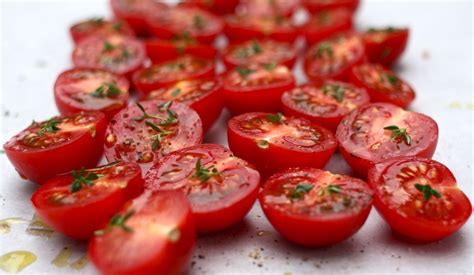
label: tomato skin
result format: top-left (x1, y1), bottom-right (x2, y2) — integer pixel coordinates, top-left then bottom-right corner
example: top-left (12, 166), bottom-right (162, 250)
top-left (362, 28), bottom-right (409, 67)
top-left (70, 18), bottom-right (135, 44)
top-left (3, 112), bottom-right (107, 184)
top-left (183, 0), bottom-right (239, 14)
top-left (367, 157), bottom-right (472, 243)
top-left (302, 8), bottom-right (353, 46)
top-left (144, 39), bottom-right (217, 64)
top-left (303, 0), bottom-right (360, 14)
top-left (89, 191), bottom-right (195, 275)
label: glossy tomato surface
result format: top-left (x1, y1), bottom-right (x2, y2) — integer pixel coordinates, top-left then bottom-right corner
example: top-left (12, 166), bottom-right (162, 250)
top-left (362, 27), bottom-right (409, 66)
top-left (31, 161), bottom-right (143, 240)
top-left (104, 100), bottom-right (203, 173)
top-left (368, 157), bottom-right (472, 243)
top-left (260, 167), bottom-right (373, 247)
top-left (303, 0), bottom-right (360, 13)
top-left (184, 0), bottom-right (239, 14)
top-left (54, 68), bottom-right (130, 120)
top-left (3, 112), bottom-right (107, 184)
top-left (236, 0), bottom-right (300, 17)
top-left (145, 38), bottom-right (217, 64)
top-left (145, 144), bottom-right (260, 233)
top-left (89, 191), bottom-right (195, 275)
top-left (70, 17), bottom-right (134, 44)
top-left (336, 103), bottom-right (438, 177)
top-left (222, 63), bottom-right (295, 115)
top-left (302, 8), bottom-right (353, 45)
top-left (281, 81), bottom-right (370, 131)
top-left (228, 112), bottom-right (338, 178)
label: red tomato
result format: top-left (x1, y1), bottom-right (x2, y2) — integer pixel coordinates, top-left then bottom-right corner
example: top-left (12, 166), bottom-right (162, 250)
top-left (222, 39), bottom-right (297, 69)
top-left (349, 63), bottom-right (415, 108)
top-left (69, 17), bottom-right (135, 44)
top-left (89, 191), bottom-right (195, 275)
top-left (336, 103), bottom-right (438, 177)
top-left (132, 55), bottom-right (215, 94)
top-left (368, 157), bottom-right (472, 243)
top-left (281, 81), bottom-right (370, 131)
top-left (54, 68), bottom-right (130, 120)
top-left (224, 15), bottom-right (299, 43)
top-left (303, 0), bottom-right (360, 14)
top-left (302, 9), bottom-right (353, 45)
top-left (228, 112), bottom-right (338, 178)
top-left (222, 63), bottom-right (295, 115)
top-left (72, 35), bottom-right (146, 79)
top-left (31, 162), bottom-right (143, 240)
top-left (104, 100), bottom-right (203, 173)
top-left (260, 167), bottom-right (373, 247)
top-left (144, 38), bottom-right (217, 64)
top-left (182, 0), bottom-right (239, 14)
top-left (142, 78), bottom-right (224, 132)
top-left (236, 0), bottom-right (300, 17)
top-left (362, 27), bottom-right (409, 66)
top-left (144, 144), bottom-right (260, 233)
top-left (147, 7), bottom-right (223, 44)
top-left (3, 112), bottom-right (107, 184)
top-left (304, 32), bottom-right (365, 84)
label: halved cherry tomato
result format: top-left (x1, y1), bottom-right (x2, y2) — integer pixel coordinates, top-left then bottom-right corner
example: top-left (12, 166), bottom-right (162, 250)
top-left (222, 39), bottom-right (297, 69)
top-left (183, 0), bottom-right (239, 14)
top-left (260, 167), bottom-right (373, 247)
top-left (147, 7), bottom-right (223, 44)
top-left (142, 78), bottom-right (224, 132)
top-left (144, 144), bottom-right (260, 233)
top-left (145, 37), bottom-right (217, 64)
top-left (31, 161), bottom-right (143, 240)
top-left (236, 0), bottom-right (300, 17)
top-left (132, 55), bottom-right (215, 94)
top-left (302, 0), bottom-right (360, 14)
top-left (362, 27), bottom-right (409, 66)
top-left (104, 100), bottom-right (203, 173)
top-left (281, 81), bottom-right (370, 131)
top-left (70, 17), bottom-right (134, 44)
top-left (72, 35), bottom-right (146, 79)
top-left (336, 103), bottom-right (438, 177)
top-left (222, 63), bottom-right (295, 115)
top-left (89, 191), bottom-right (195, 275)
top-left (54, 68), bottom-right (130, 120)
top-left (224, 15), bottom-right (299, 43)
top-left (349, 63), bottom-right (415, 108)
top-left (228, 112), bottom-right (338, 178)
top-left (302, 8), bottom-right (353, 46)
top-left (304, 32), bottom-right (365, 84)
top-left (368, 157), bottom-right (472, 243)
top-left (3, 112), bottom-right (107, 184)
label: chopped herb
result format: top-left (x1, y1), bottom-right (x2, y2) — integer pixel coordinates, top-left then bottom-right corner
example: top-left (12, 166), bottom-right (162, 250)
top-left (122, 48), bottom-right (130, 59)
top-left (158, 101), bottom-right (172, 110)
top-left (189, 158), bottom-right (220, 182)
top-left (368, 26), bottom-right (398, 33)
top-left (145, 121), bottom-right (173, 150)
top-left (90, 17), bottom-right (104, 25)
top-left (193, 15), bottom-right (206, 30)
top-left (383, 73), bottom-right (399, 85)
top-left (111, 22), bottom-right (122, 31)
top-left (91, 83), bottom-right (122, 98)
top-left (275, 15), bottom-right (284, 25)
top-left (102, 41), bottom-right (115, 53)
top-left (95, 210), bottom-right (135, 235)
top-left (37, 117), bottom-right (62, 136)
top-left (317, 11), bottom-right (329, 24)
top-left (414, 183), bottom-right (441, 201)
top-left (157, 101), bottom-right (178, 126)
top-left (70, 167), bottom-right (102, 193)
top-left (262, 62), bottom-right (276, 71)
top-left (384, 125), bottom-right (411, 145)
top-left (251, 41), bottom-right (262, 54)
top-left (322, 84), bottom-right (345, 102)
top-left (235, 66), bottom-right (256, 78)
top-left (266, 112), bottom-right (283, 124)
top-left (131, 102), bottom-right (164, 121)
top-left (316, 42), bottom-right (334, 59)
top-left (289, 183), bottom-right (314, 199)
top-left (318, 185), bottom-right (341, 196)
top-left (171, 88), bottom-right (181, 97)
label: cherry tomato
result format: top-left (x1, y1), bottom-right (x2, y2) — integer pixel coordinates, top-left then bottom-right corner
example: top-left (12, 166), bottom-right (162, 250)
top-left (349, 63), bottom-right (415, 108)
top-left (222, 63), bottom-right (295, 115)
top-left (302, 0), bottom-right (360, 14)
top-left (302, 9), bottom-right (353, 46)
top-left (281, 81), bottom-right (370, 131)
top-left (142, 78), bottom-right (224, 132)
top-left (222, 39), bottom-right (297, 69)
top-left (104, 100), bottom-right (203, 173)
top-left (260, 167), bottom-right (373, 246)
top-left (72, 35), bottom-right (146, 79)
top-left (336, 103), bottom-right (439, 177)
top-left (31, 161), bottom-right (143, 240)
top-left (3, 112), bottom-right (107, 184)
top-left (182, 0), bottom-right (239, 14)
top-left (236, 0), bottom-right (300, 17)
top-left (132, 55), bottom-right (215, 95)
top-left (368, 157), bottom-right (472, 243)
top-left (89, 191), bottom-right (195, 275)
top-left (362, 27), bottom-right (409, 66)
top-left (304, 32), bottom-right (365, 84)
top-left (70, 17), bottom-right (134, 44)
top-left (228, 112), bottom-right (338, 178)
top-left (54, 68), bottom-right (130, 120)
top-left (145, 38), bottom-right (217, 64)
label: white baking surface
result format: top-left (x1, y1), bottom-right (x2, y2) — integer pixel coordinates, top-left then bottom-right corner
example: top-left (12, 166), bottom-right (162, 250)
top-left (1, 0), bottom-right (473, 274)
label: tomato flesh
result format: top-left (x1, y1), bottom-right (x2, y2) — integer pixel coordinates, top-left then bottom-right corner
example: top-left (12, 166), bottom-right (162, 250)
top-left (236, 0), bottom-right (300, 17)
top-left (362, 27), bottom-right (409, 66)
top-left (303, 8), bottom-right (353, 45)
top-left (70, 18), bottom-right (135, 44)
top-left (144, 38), bottom-right (217, 64)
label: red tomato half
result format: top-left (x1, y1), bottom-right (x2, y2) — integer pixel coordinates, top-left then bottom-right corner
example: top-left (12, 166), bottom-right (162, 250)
top-left (89, 191), bottom-right (195, 275)
top-left (236, 0), bottom-right (300, 17)
top-left (303, 0), bottom-right (360, 14)
top-left (104, 100), bottom-right (203, 173)
top-left (281, 81), bottom-right (370, 131)
top-left (368, 157), bottom-right (472, 243)
top-left (304, 32), bottom-right (365, 84)
top-left (132, 55), bottom-right (215, 94)
top-left (222, 63), bottom-right (295, 115)
top-left (349, 63), bottom-right (415, 108)
top-left (143, 78), bottom-right (224, 132)
top-left (54, 68), bottom-right (130, 120)
top-left (222, 39), bottom-right (297, 69)
top-left (336, 103), bottom-right (438, 177)
top-left (70, 17), bottom-right (134, 44)
top-left (3, 112), bottom-right (107, 184)
top-left (260, 167), bottom-right (373, 247)
top-left (31, 162), bottom-right (143, 240)
top-left (362, 27), bottom-right (409, 66)
top-left (302, 9), bottom-right (353, 45)
top-left (72, 35), bottom-right (146, 79)
top-left (184, 0), bottom-right (239, 14)
top-left (145, 38), bottom-right (217, 64)
top-left (228, 112), bottom-right (338, 178)
top-left (145, 144), bottom-right (260, 233)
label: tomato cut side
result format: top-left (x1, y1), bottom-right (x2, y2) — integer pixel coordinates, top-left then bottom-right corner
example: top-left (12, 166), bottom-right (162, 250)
top-left (144, 38), bottom-right (217, 64)
top-left (302, 8), bottom-right (353, 45)
top-left (362, 27), bottom-right (409, 66)
top-left (303, 0), bottom-right (360, 14)
top-left (236, 0), bottom-right (300, 17)
top-left (70, 17), bottom-right (135, 44)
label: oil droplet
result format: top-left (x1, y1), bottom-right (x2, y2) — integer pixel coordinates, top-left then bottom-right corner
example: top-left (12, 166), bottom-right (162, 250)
top-left (0, 217), bottom-right (29, 234)
top-left (256, 230), bottom-right (272, 237)
top-left (70, 255), bottom-right (88, 270)
top-left (26, 214), bottom-right (54, 238)
top-left (51, 247), bottom-right (72, 268)
top-left (168, 228), bottom-right (181, 243)
top-left (256, 140), bottom-right (269, 149)
top-left (0, 251), bottom-right (37, 273)
top-left (105, 133), bottom-right (117, 147)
